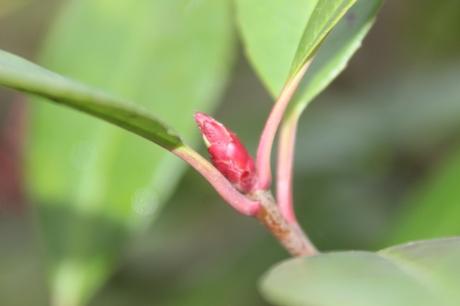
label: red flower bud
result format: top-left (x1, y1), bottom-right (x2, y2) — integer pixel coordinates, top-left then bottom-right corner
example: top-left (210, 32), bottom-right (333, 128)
top-left (194, 112), bottom-right (257, 194)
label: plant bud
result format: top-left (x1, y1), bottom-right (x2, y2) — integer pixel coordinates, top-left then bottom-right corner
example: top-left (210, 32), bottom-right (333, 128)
top-left (194, 112), bottom-right (257, 193)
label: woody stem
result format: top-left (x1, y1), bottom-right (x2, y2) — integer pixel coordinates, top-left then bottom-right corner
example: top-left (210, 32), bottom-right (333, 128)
top-left (251, 190), bottom-right (318, 257)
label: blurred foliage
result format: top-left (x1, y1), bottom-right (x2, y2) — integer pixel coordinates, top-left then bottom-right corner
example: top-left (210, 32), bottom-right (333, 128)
top-left (387, 144), bottom-right (460, 244)
top-left (0, 215), bottom-right (48, 306)
top-left (19, 0), bottom-right (235, 305)
top-left (403, 1), bottom-right (460, 61)
top-left (0, 0), bottom-right (460, 305)
top-left (0, 0), bottom-right (29, 19)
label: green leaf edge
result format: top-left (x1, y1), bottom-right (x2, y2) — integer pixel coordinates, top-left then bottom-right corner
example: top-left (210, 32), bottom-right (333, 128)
top-left (290, 0), bottom-right (383, 117)
top-left (289, 0), bottom-right (358, 78)
top-left (260, 237), bottom-right (460, 306)
top-left (0, 49), bottom-right (183, 150)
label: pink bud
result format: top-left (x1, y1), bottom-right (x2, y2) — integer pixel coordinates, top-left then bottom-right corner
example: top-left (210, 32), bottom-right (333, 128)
top-left (194, 112), bottom-right (257, 194)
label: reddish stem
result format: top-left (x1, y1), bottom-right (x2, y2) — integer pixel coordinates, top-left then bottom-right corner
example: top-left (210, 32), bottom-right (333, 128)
top-left (174, 146), bottom-right (318, 256)
top-left (276, 115), bottom-right (298, 223)
top-left (174, 146), bottom-right (260, 216)
top-left (256, 62), bottom-right (310, 190)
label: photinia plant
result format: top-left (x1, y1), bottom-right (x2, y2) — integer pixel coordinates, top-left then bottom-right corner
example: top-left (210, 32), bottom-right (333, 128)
top-left (1, 1), bottom-right (459, 306)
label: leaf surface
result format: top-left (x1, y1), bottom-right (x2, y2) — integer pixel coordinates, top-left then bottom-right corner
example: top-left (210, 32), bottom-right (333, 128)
top-left (236, 0), bottom-right (359, 99)
top-left (261, 238), bottom-right (460, 306)
top-left (235, 0), bottom-right (317, 96)
top-left (291, 0), bottom-right (382, 116)
top-left (0, 49), bottom-right (182, 149)
top-left (289, 0), bottom-right (356, 76)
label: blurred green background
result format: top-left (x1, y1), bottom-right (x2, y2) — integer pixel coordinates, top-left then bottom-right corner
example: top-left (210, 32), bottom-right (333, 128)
top-left (1, 0), bottom-right (460, 305)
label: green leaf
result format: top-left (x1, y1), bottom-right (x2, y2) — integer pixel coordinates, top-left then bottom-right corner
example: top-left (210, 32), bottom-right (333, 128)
top-left (235, 0), bottom-right (317, 96)
top-left (0, 49), bottom-right (182, 149)
top-left (23, 0), bottom-right (235, 305)
top-left (261, 238), bottom-right (460, 306)
top-left (236, 0), bottom-right (357, 97)
top-left (290, 0), bottom-right (382, 116)
top-left (290, 0), bottom-right (357, 76)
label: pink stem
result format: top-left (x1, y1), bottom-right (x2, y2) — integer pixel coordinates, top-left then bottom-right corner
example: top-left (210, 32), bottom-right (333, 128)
top-left (173, 146), bottom-right (260, 216)
top-left (277, 115), bottom-right (298, 223)
top-left (175, 146), bottom-right (317, 256)
top-left (256, 62), bottom-right (310, 190)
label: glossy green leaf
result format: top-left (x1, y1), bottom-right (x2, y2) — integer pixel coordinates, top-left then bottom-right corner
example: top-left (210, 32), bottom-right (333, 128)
top-left (290, 0), bottom-right (382, 116)
top-left (236, 0), bottom-right (356, 97)
top-left (261, 238), bottom-right (460, 306)
top-left (290, 0), bottom-right (356, 76)
top-left (0, 49), bottom-right (182, 149)
top-left (25, 0), bottom-right (235, 305)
